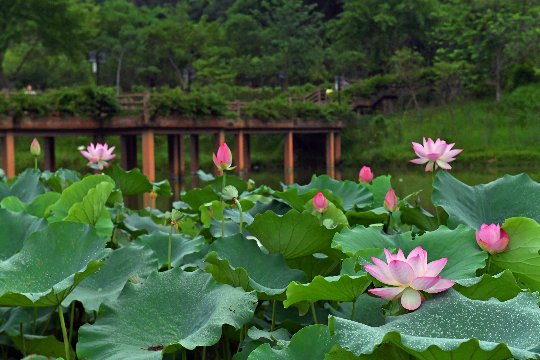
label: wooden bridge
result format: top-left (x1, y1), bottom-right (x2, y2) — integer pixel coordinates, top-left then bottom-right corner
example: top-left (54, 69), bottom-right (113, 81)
top-left (0, 93), bottom-right (344, 207)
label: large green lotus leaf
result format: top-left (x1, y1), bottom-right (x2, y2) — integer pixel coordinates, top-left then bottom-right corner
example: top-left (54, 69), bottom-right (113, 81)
top-left (327, 293), bottom-right (387, 327)
top-left (65, 182), bottom-right (114, 226)
top-left (223, 207), bottom-right (255, 226)
top-left (134, 231), bottom-right (204, 269)
top-left (286, 254), bottom-right (339, 282)
top-left (205, 234), bottom-right (306, 299)
top-left (0, 222), bottom-right (110, 307)
top-left (77, 269), bottom-right (258, 359)
top-left (10, 334), bottom-right (74, 359)
top-left (45, 175), bottom-right (115, 223)
top-left (284, 274), bottom-right (371, 307)
top-left (207, 174), bottom-right (248, 194)
top-left (287, 174), bottom-right (373, 211)
top-left (103, 165), bottom-right (170, 197)
top-left (454, 270), bottom-right (523, 301)
top-left (399, 205), bottom-right (438, 232)
top-left (263, 300), bottom-right (330, 328)
top-left (150, 179), bottom-right (172, 197)
top-left (0, 209), bottom-right (48, 260)
top-left (325, 343), bottom-right (415, 359)
top-left (304, 199), bottom-right (349, 231)
top-left (0, 169), bottom-right (45, 203)
top-left (432, 171), bottom-right (540, 229)
top-left (359, 175), bottom-right (392, 210)
top-left (210, 217), bottom-right (251, 238)
top-left (121, 212), bottom-right (168, 237)
top-left (22, 355), bottom-right (58, 360)
top-left (248, 199), bottom-right (291, 216)
top-left (42, 168), bottom-right (80, 193)
top-left (248, 325), bottom-right (336, 360)
top-left (62, 244), bottom-right (159, 311)
top-left (346, 208), bottom-right (388, 228)
top-left (332, 226), bottom-right (486, 280)
top-left (199, 200), bottom-right (224, 228)
top-left (247, 210), bottom-right (338, 259)
top-left (275, 188), bottom-right (346, 213)
top-left (1, 192), bottom-right (62, 218)
top-left (330, 289), bottom-right (540, 360)
top-left (493, 217), bottom-right (540, 292)
top-left (182, 186), bottom-right (220, 212)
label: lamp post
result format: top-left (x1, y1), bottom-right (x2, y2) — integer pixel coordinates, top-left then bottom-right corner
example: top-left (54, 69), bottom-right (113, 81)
top-left (334, 75), bottom-right (342, 106)
top-left (183, 68), bottom-right (196, 92)
top-left (89, 51), bottom-right (106, 86)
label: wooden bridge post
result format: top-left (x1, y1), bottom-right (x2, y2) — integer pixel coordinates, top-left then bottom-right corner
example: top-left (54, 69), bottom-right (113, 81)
top-left (168, 134), bottom-right (184, 201)
top-left (213, 130), bottom-right (225, 176)
top-left (43, 137), bottom-right (56, 172)
top-left (284, 131), bottom-right (294, 185)
top-left (234, 130), bottom-right (245, 175)
top-left (326, 131), bottom-right (335, 179)
top-left (190, 134), bottom-right (199, 188)
top-left (93, 133), bottom-right (105, 145)
top-left (243, 133), bottom-right (250, 178)
top-left (142, 130), bottom-right (155, 208)
top-left (335, 131), bottom-right (342, 180)
top-left (1, 132), bottom-right (15, 178)
top-left (120, 135), bottom-right (137, 170)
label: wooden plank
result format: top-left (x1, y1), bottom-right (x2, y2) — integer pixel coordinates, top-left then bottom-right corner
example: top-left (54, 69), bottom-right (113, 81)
top-left (142, 130), bottom-right (155, 208)
top-left (284, 131), bottom-right (294, 185)
top-left (326, 132), bottom-right (335, 179)
top-left (43, 137), bottom-right (55, 172)
top-left (1, 132), bottom-right (15, 178)
top-left (243, 133), bottom-right (251, 178)
top-left (120, 135), bottom-right (137, 170)
top-left (234, 130), bottom-right (245, 175)
top-left (168, 134), bottom-right (180, 181)
top-left (213, 130), bottom-right (225, 176)
top-left (335, 131), bottom-right (342, 165)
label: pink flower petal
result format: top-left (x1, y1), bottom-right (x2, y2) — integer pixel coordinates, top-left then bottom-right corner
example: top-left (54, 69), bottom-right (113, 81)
top-left (364, 264), bottom-right (397, 286)
top-left (436, 160), bottom-right (452, 170)
top-left (424, 258), bottom-right (448, 277)
top-left (407, 255), bottom-right (424, 278)
top-left (411, 276), bottom-right (441, 291)
top-left (424, 278), bottom-right (455, 293)
top-left (384, 248), bottom-right (394, 263)
top-left (425, 161), bottom-right (435, 172)
top-left (396, 249), bottom-right (406, 261)
top-left (401, 288), bottom-right (422, 310)
top-left (410, 158), bottom-right (429, 164)
top-left (388, 260), bottom-right (414, 287)
top-left (368, 287), bottom-right (405, 300)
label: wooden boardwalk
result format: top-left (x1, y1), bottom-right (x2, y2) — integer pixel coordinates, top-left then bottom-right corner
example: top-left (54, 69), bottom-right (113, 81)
top-left (0, 104), bottom-right (345, 206)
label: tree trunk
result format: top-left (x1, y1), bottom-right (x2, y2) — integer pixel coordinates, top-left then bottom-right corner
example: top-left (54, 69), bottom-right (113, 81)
top-left (116, 49), bottom-right (127, 96)
top-left (165, 49), bottom-right (185, 90)
top-left (495, 47), bottom-right (503, 103)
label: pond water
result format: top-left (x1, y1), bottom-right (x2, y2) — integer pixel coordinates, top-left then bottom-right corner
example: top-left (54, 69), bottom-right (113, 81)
top-left (154, 163), bottom-right (540, 214)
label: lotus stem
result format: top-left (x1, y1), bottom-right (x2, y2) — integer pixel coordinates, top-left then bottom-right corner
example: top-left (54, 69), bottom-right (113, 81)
top-left (311, 302), bottom-right (318, 324)
top-left (432, 171), bottom-right (440, 226)
top-left (202, 346), bottom-right (206, 360)
top-left (486, 254), bottom-right (492, 274)
top-left (32, 308), bottom-right (37, 335)
top-left (58, 306), bottom-right (70, 360)
top-left (386, 212), bottom-right (393, 235)
top-left (168, 223), bottom-right (173, 270)
top-left (20, 323), bottom-right (26, 357)
top-left (235, 199), bottom-right (243, 234)
top-left (40, 307), bottom-right (56, 335)
top-left (69, 301), bottom-right (75, 344)
top-left (222, 173), bottom-right (226, 237)
top-left (271, 300), bottom-right (277, 332)
top-left (236, 325), bottom-right (243, 354)
top-left (351, 299), bottom-right (357, 321)
top-left (225, 334), bottom-right (231, 360)
top-left (34, 157), bottom-right (38, 171)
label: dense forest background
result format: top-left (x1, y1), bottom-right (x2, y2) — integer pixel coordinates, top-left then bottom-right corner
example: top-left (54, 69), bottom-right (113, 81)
top-left (2, 0), bottom-right (540, 103)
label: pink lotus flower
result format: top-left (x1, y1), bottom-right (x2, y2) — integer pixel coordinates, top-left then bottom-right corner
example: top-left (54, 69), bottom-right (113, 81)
top-left (410, 137), bottom-right (463, 172)
top-left (383, 188), bottom-right (399, 212)
top-left (365, 247), bottom-right (455, 310)
top-left (476, 223), bottom-right (509, 255)
top-left (80, 143), bottom-right (116, 170)
top-left (213, 143), bottom-right (235, 171)
top-left (30, 138), bottom-right (40, 156)
top-left (313, 192), bottom-right (328, 213)
top-left (359, 166), bottom-right (373, 183)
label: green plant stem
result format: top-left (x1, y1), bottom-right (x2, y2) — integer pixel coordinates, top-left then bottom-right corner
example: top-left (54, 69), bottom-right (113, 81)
top-left (486, 253), bottom-right (492, 274)
top-left (236, 326), bottom-right (244, 354)
top-left (222, 172), bottom-right (226, 237)
top-left (69, 301), bottom-right (75, 344)
top-left (20, 323), bottom-right (26, 357)
top-left (386, 212), bottom-right (393, 235)
top-left (225, 335), bottom-right (231, 360)
top-left (34, 157), bottom-right (38, 171)
top-left (432, 170), bottom-right (440, 226)
top-left (311, 302), bottom-right (318, 324)
top-left (235, 199), bottom-right (243, 234)
top-left (58, 306), bottom-right (70, 360)
top-left (183, 348), bottom-right (187, 360)
top-left (202, 346), bottom-right (206, 360)
top-left (32, 308), bottom-right (37, 335)
top-left (351, 299), bottom-right (357, 320)
top-left (40, 307), bottom-right (56, 335)
top-left (168, 224), bottom-right (173, 270)
top-left (271, 300), bottom-right (277, 332)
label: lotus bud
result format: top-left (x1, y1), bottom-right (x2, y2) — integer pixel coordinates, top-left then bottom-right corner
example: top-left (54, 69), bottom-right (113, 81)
top-left (359, 166), bottom-right (373, 183)
top-left (313, 192), bottom-right (328, 213)
top-left (476, 223), bottom-right (509, 255)
top-left (222, 185), bottom-right (239, 201)
top-left (213, 143), bottom-right (235, 171)
top-left (383, 188), bottom-right (399, 212)
top-left (247, 179), bottom-right (255, 191)
top-left (30, 138), bottom-right (41, 156)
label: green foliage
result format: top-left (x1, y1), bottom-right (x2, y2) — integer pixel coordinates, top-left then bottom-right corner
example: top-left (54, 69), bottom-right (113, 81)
top-left (148, 89), bottom-right (229, 118)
